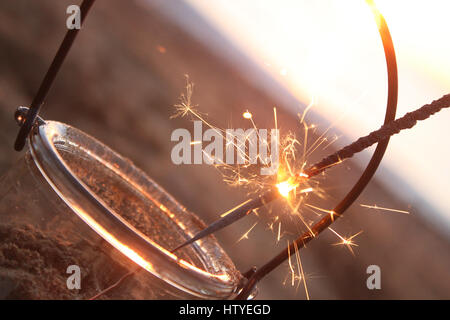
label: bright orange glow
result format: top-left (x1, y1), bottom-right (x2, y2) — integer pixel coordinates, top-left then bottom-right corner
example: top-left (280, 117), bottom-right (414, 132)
top-left (56, 140), bottom-right (233, 289)
top-left (276, 178), bottom-right (298, 198)
top-left (242, 111), bottom-right (252, 119)
top-left (68, 205), bottom-right (230, 288)
top-left (73, 206), bottom-right (156, 273)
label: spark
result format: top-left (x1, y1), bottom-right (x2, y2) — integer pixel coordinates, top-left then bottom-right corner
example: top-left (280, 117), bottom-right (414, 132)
top-left (273, 107), bottom-right (278, 131)
top-left (293, 241), bottom-right (309, 300)
top-left (90, 269), bottom-right (137, 300)
top-left (360, 204), bottom-right (410, 214)
top-left (236, 222), bottom-right (258, 243)
top-left (299, 172), bottom-right (309, 178)
top-left (300, 96), bottom-right (315, 124)
top-left (220, 199), bottom-right (253, 217)
top-left (267, 216), bottom-right (280, 232)
top-left (172, 79), bottom-right (272, 190)
top-left (304, 136), bottom-right (331, 159)
top-left (285, 241), bottom-right (310, 299)
top-left (171, 78), bottom-right (332, 253)
top-left (299, 187), bottom-right (313, 194)
top-left (277, 221), bottom-right (282, 242)
top-left (328, 227), bottom-right (363, 255)
top-left (243, 111), bottom-right (252, 119)
top-left (302, 103), bottom-right (351, 161)
top-left (322, 134), bottom-right (340, 151)
top-left (287, 241), bottom-right (295, 286)
top-left (302, 122), bottom-right (309, 165)
top-left (172, 78), bottom-right (320, 204)
top-left (304, 203), bottom-right (335, 219)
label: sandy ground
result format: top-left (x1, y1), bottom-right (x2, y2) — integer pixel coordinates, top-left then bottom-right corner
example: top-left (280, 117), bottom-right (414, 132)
top-left (0, 0), bottom-right (449, 299)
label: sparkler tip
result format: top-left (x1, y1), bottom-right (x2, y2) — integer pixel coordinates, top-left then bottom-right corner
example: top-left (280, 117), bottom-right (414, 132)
top-left (242, 111), bottom-right (252, 119)
top-left (170, 237), bottom-right (197, 253)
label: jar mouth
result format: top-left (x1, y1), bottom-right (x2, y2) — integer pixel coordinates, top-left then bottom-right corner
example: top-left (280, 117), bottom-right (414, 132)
top-left (28, 120), bottom-right (242, 299)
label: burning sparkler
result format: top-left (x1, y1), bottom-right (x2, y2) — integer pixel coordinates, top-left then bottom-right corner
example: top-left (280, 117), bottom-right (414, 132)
top-left (10, 0), bottom-right (450, 301)
top-left (172, 91), bottom-right (450, 253)
top-left (167, 0), bottom-right (450, 300)
top-left (21, 0), bottom-right (450, 301)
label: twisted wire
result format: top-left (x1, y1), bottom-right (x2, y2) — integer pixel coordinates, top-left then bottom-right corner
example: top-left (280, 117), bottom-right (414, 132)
top-left (307, 94), bottom-right (450, 176)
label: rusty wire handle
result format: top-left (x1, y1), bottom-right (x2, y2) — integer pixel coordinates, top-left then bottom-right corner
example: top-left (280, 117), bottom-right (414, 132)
top-left (236, 5), bottom-right (398, 299)
top-left (14, 0), bottom-right (96, 151)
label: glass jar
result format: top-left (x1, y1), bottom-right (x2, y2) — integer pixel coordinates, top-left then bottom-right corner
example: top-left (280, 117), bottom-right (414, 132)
top-left (0, 120), bottom-right (242, 299)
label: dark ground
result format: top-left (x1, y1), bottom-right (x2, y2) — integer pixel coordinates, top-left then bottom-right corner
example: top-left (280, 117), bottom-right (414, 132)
top-left (0, 0), bottom-right (449, 299)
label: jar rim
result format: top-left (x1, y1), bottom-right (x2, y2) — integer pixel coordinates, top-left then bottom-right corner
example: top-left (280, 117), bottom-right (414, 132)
top-left (28, 120), bottom-right (242, 299)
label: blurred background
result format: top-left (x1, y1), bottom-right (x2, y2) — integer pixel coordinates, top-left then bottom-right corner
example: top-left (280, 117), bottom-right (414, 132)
top-left (0, 0), bottom-right (449, 299)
